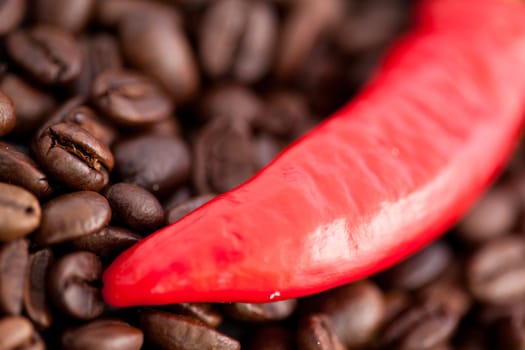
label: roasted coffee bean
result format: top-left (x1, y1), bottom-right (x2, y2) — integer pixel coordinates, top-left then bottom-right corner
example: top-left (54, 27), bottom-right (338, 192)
top-left (0, 74), bottom-right (55, 135)
top-left (166, 194), bottom-right (215, 224)
top-left (0, 142), bottom-right (52, 197)
top-left (224, 299), bottom-right (297, 322)
top-left (0, 0), bottom-right (26, 36)
top-left (0, 91), bottom-right (15, 137)
top-left (255, 91), bottom-right (309, 137)
top-left (0, 183), bottom-right (41, 242)
top-left (34, 0), bottom-right (95, 33)
top-left (34, 122), bottom-right (114, 191)
top-left (70, 226), bottom-right (141, 259)
top-left (419, 281), bottom-right (471, 318)
top-left (113, 134), bottom-right (191, 196)
top-left (35, 191), bottom-right (111, 245)
top-left (48, 251), bottom-right (104, 320)
top-left (140, 309), bottom-right (240, 350)
top-left (379, 242), bottom-right (452, 290)
top-left (379, 300), bottom-right (458, 350)
top-left (61, 318), bottom-right (143, 350)
top-left (458, 188), bottom-right (520, 243)
top-left (200, 84), bottom-right (262, 123)
top-left (92, 69), bottom-right (173, 127)
top-left (169, 303), bottom-right (223, 327)
top-left (296, 314), bottom-right (345, 350)
top-left (24, 249), bottom-right (53, 329)
top-left (383, 291), bottom-right (410, 324)
top-left (6, 26), bottom-right (82, 84)
top-left (249, 326), bottom-right (293, 350)
top-left (105, 183), bottom-right (164, 232)
top-left (467, 235), bottom-right (525, 303)
top-left (0, 239), bottom-right (28, 315)
top-left (0, 316), bottom-right (44, 350)
top-left (194, 117), bottom-right (255, 193)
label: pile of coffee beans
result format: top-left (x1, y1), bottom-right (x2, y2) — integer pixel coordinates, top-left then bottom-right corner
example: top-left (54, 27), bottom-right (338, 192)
top-left (1, 0), bottom-right (524, 349)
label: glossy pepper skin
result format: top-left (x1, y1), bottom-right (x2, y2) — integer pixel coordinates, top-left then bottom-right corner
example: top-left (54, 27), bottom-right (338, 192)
top-left (103, 0), bottom-right (525, 307)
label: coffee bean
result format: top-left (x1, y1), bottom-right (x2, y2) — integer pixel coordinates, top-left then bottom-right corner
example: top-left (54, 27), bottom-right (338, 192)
top-left (61, 318), bottom-right (143, 350)
top-left (35, 191), bottom-right (111, 245)
top-left (169, 303), bottom-right (223, 327)
top-left (92, 69), bottom-right (173, 127)
top-left (6, 25), bottom-right (82, 84)
top-left (255, 91), bottom-right (310, 137)
top-left (194, 116), bottom-right (255, 193)
top-left (253, 133), bottom-right (283, 170)
top-left (224, 299), bottom-right (297, 322)
top-left (70, 226), bottom-right (141, 259)
top-left (200, 84), bottom-right (262, 123)
top-left (166, 194), bottom-right (215, 224)
top-left (0, 183), bottom-right (41, 242)
top-left (113, 134), bottom-right (191, 196)
top-left (24, 249), bottom-right (53, 329)
top-left (0, 142), bottom-right (52, 198)
top-left (0, 74), bottom-right (55, 135)
top-left (0, 0), bottom-right (26, 36)
top-left (0, 91), bottom-right (15, 137)
top-left (140, 309), bottom-right (240, 350)
top-left (383, 291), bottom-right (410, 324)
top-left (33, 122), bottom-right (114, 191)
top-left (467, 235), bottom-right (525, 304)
top-left (105, 183), bottom-right (164, 232)
top-left (48, 251), bottom-right (104, 320)
top-left (419, 281), bottom-right (471, 318)
top-left (249, 326), bottom-right (293, 350)
top-left (302, 281), bottom-right (385, 348)
top-left (0, 316), bottom-right (44, 350)
top-left (296, 314), bottom-right (346, 350)
top-left (0, 239), bottom-right (28, 315)
top-left (34, 0), bottom-right (95, 33)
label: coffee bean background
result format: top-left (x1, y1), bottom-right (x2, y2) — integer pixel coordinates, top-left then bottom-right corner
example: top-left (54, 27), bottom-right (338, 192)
top-left (0, 0), bottom-right (523, 349)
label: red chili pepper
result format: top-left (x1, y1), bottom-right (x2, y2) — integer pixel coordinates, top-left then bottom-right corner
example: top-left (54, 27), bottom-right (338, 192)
top-left (103, 0), bottom-right (525, 307)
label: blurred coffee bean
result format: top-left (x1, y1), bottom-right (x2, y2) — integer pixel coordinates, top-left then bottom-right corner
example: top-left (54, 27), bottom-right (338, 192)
top-left (200, 84), bottom-right (262, 123)
top-left (419, 281), bottom-right (471, 318)
top-left (162, 186), bottom-right (192, 211)
top-left (113, 134), bottom-right (191, 196)
top-left (194, 117), bottom-right (255, 193)
top-left (0, 74), bottom-right (55, 135)
top-left (24, 249), bottom-right (53, 329)
top-left (35, 191), bottom-right (111, 245)
top-left (296, 314), bottom-right (345, 350)
top-left (302, 280), bottom-right (385, 348)
top-left (140, 310), bottom-right (240, 350)
top-left (169, 303), bottom-right (223, 327)
top-left (0, 316), bottom-right (44, 350)
top-left (6, 26), bottom-right (82, 84)
top-left (383, 291), bottom-right (410, 324)
top-left (224, 300), bottom-right (297, 322)
top-left (0, 239), bottom-right (28, 315)
top-left (379, 242), bottom-right (452, 290)
top-left (467, 235), bottom-right (525, 303)
top-left (0, 142), bottom-right (52, 197)
top-left (92, 69), bottom-right (173, 127)
top-left (255, 91), bottom-right (309, 137)
top-left (253, 133), bottom-right (282, 170)
top-left (379, 300), bottom-right (459, 350)
top-left (199, 0), bottom-right (277, 83)
top-left (105, 183), bottom-right (164, 232)
top-left (458, 188), bottom-right (520, 243)
top-left (96, 0), bottom-right (180, 27)
top-left (0, 91), bottom-right (15, 137)
top-left (166, 194), bottom-right (215, 224)
top-left (249, 326), bottom-right (293, 350)
top-left (61, 318), bottom-right (143, 350)
top-left (33, 122), bottom-right (114, 191)
top-left (70, 226), bottom-right (141, 259)
top-left (0, 0), bottom-right (26, 36)
top-left (34, 0), bottom-right (95, 33)
top-left (140, 117), bottom-right (181, 137)
top-left (48, 251), bottom-right (104, 320)
top-left (0, 184), bottom-right (41, 242)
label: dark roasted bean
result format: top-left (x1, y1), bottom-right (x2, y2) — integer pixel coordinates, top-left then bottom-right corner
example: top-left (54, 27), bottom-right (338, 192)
top-left (34, 0), bottom-right (95, 33)
top-left (113, 134), bottom-right (191, 196)
top-left (0, 91), bottom-right (15, 137)
top-left (35, 191), bottom-right (111, 245)
top-left (255, 91), bottom-right (309, 137)
top-left (0, 239), bottom-right (28, 315)
top-left (0, 0), bottom-right (26, 36)
top-left (419, 280), bottom-right (471, 318)
top-left (33, 122), bottom-right (114, 191)
top-left (70, 226), bottom-right (141, 259)
top-left (224, 299), bottom-right (297, 322)
top-left (6, 26), bottom-right (82, 84)
top-left (296, 314), bottom-right (346, 350)
top-left (61, 319), bottom-right (143, 350)
top-left (140, 309), bottom-right (240, 350)
top-left (0, 142), bottom-right (52, 197)
top-left (0, 316), bottom-right (44, 350)
top-left (169, 303), bottom-right (223, 327)
top-left (249, 326), bottom-right (293, 350)
top-left (24, 249), bottom-right (53, 329)
top-left (48, 251), bottom-right (104, 320)
top-left (166, 194), bottom-right (215, 224)
top-left (383, 290), bottom-right (410, 324)
top-left (0, 184), bottom-right (41, 241)
top-left (200, 84), bottom-right (262, 123)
